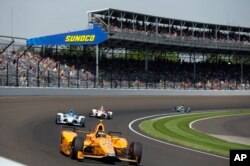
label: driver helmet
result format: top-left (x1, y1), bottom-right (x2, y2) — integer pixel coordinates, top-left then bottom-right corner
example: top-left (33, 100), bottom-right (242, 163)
top-left (100, 105), bottom-right (104, 111)
top-left (69, 109), bottom-right (74, 115)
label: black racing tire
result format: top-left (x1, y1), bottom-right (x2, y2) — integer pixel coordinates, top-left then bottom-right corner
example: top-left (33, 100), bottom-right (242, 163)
top-left (55, 115), bottom-right (60, 124)
top-left (71, 136), bottom-right (84, 160)
top-left (89, 111), bottom-right (93, 117)
top-left (80, 118), bottom-right (85, 127)
top-left (102, 114), bottom-right (106, 119)
top-left (129, 142), bottom-right (142, 165)
top-left (107, 113), bottom-right (112, 120)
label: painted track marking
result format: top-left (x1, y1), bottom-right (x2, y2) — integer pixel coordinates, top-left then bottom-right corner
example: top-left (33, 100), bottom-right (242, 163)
top-left (0, 156), bottom-right (26, 166)
top-left (128, 112), bottom-right (229, 160)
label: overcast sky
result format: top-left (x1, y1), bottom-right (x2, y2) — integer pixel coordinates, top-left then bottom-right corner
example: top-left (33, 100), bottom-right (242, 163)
top-left (0, 0), bottom-right (249, 39)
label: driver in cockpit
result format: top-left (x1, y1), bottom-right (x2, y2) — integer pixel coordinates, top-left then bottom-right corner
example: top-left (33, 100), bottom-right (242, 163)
top-left (96, 131), bottom-right (106, 138)
top-left (69, 109), bottom-right (74, 115)
top-left (99, 105), bottom-right (105, 112)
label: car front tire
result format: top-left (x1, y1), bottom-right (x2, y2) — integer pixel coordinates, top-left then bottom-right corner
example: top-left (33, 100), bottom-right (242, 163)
top-left (71, 136), bottom-right (84, 160)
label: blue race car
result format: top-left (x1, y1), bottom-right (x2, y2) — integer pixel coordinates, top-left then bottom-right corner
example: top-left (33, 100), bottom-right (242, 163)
top-left (173, 105), bottom-right (191, 113)
top-left (56, 108), bottom-right (85, 127)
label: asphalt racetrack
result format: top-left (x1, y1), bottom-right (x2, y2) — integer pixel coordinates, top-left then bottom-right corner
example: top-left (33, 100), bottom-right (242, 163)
top-left (1, 96), bottom-right (250, 166)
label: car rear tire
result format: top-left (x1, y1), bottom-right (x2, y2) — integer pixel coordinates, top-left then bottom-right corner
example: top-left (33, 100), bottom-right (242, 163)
top-left (107, 113), bottom-right (112, 119)
top-left (71, 136), bottom-right (84, 160)
top-left (55, 115), bottom-right (60, 124)
top-left (80, 118), bottom-right (85, 127)
top-left (129, 142), bottom-right (142, 165)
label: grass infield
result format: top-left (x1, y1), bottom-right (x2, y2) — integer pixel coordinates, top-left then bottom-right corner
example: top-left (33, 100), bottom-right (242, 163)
top-left (139, 110), bottom-right (250, 157)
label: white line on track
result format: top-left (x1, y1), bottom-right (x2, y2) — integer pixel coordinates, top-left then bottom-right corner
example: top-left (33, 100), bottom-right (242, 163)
top-left (0, 156), bottom-right (26, 166)
top-left (128, 111), bottom-right (229, 160)
top-left (189, 114), bottom-right (250, 130)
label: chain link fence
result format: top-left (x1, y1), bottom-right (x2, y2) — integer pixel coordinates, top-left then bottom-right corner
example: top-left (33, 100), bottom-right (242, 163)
top-left (1, 41), bottom-right (249, 90)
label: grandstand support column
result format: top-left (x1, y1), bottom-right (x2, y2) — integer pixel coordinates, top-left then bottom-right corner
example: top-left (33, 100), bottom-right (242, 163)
top-left (145, 46), bottom-right (148, 89)
top-left (203, 25), bottom-right (208, 38)
top-left (180, 21), bottom-right (186, 37)
top-left (168, 20), bottom-right (174, 34)
top-left (192, 22), bottom-right (197, 37)
top-left (111, 48), bottom-right (114, 89)
top-left (241, 57), bottom-right (244, 90)
top-left (193, 54), bottom-right (196, 89)
top-left (215, 25), bottom-right (220, 40)
top-left (95, 45), bottom-right (99, 88)
top-left (145, 46), bottom-right (148, 72)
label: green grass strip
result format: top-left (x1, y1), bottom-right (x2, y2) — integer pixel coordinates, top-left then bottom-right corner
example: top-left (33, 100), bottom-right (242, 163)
top-left (139, 110), bottom-right (250, 157)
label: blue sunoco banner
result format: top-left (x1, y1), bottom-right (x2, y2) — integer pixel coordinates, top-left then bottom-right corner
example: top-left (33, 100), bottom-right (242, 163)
top-left (27, 24), bottom-right (108, 46)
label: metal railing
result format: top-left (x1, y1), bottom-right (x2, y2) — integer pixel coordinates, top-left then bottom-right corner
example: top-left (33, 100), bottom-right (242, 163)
top-left (109, 29), bottom-right (250, 52)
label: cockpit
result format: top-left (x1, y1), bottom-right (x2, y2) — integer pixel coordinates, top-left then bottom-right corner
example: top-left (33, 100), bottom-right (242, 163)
top-left (96, 131), bottom-right (106, 138)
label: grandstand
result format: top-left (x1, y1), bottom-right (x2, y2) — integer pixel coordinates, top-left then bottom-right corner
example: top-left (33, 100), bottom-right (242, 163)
top-left (0, 8), bottom-right (250, 90)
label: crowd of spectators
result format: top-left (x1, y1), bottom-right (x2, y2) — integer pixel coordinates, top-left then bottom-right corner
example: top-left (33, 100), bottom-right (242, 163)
top-left (1, 46), bottom-right (250, 90)
top-left (97, 16), bottom-right (250, 45)
top-left (0, 50), bottom-right (95, 87)
top-left (97, 56), bottom-right (250, 90)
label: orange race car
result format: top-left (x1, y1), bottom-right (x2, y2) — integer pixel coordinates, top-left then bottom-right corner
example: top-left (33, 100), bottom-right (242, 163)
top-left (59, 120), bottom-right (142, 165)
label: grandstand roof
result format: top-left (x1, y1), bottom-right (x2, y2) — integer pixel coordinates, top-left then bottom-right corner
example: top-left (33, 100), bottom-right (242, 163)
top-left (27, 24), bottom-right (108, 46)
top-left (88, 8), bottom-right (250, 33)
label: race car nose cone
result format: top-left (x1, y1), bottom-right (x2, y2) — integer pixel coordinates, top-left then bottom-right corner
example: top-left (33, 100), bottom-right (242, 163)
top-left (68, 117), bottom-right (74, 122)
top-left (106, 152), bottom-right (115, 157)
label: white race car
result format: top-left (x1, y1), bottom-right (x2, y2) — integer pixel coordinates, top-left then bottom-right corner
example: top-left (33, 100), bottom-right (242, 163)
top-left (89, 106), bottom-right (113, 119)
top-left (56, 108), bottom-right (85, 127)
top-left (173, 105), bottom-right (191, 113)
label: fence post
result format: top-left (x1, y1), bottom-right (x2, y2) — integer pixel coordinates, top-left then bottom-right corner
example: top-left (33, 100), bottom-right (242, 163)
top-left (128, 72), bottom-right (131, 89)
top-left (94, 74), bottom-right (96, 88)
top-left (27, 68), bottom-right (29, 87)
top-left (37, 61), bottom-right (40, 87)
top-left (110, 72), bottom-right (113, 89)
top-left (101, 72), bottom-right (104, 88)
top-left (68, 70), bottom-right (70, 88)
top-left (47, 70), bottom-right (50, 87)
top-left (16, 59), bottom-right (19, 87)
top-left (164, 79), bottom-right (166, 89)
top-left (86, 72), bottom-right (88, 88)
top-left (77, 69), bottom-right (79, 88)
top-left (57, 63), bottom-right (60, 88)
top-left (6, 62), bottom-right (9, 86)
top-left (119, 76), bottom-right (122, 88)
top-left (16, 46), bottom-right (32, 87)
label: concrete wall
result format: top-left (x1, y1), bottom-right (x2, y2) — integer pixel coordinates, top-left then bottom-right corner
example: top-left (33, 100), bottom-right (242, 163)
top-left (0, 87), bottom-right (250, 96)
